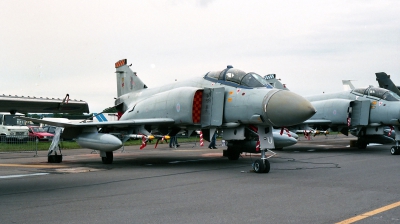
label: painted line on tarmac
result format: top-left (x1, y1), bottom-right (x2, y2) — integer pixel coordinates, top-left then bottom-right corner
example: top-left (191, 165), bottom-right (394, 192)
top-left (336, 201), bottom-right (400, 224)
top-left (0, 173), bottom-right (49, 179)
top-left (0, 164), bottom-right (67, 168)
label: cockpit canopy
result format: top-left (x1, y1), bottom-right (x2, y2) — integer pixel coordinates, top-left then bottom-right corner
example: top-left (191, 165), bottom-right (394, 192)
top-left (352, 87), bottom-right (400, 101)
top-left (205, 67), bottom-right (273, 89)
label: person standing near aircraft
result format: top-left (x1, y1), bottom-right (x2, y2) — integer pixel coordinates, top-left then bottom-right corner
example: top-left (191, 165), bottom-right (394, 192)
top-left (208, 132), bottom-right (217, 149)
top-left (169, 136), bottom-right (179, 148)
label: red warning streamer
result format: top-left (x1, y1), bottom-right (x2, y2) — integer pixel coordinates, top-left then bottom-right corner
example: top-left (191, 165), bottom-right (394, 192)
top-left (140, 136), bottom-right (147, 150)
top-left (256, 140), bottom-right (260, 152)
top-left (199, 131), bottom-right (204, 147)
top-left (303, 130), bottom-right (311, 140)
top-left (280, 127), bottom-right (291, 137)
top-left (388, 126), bottom-right (394, 137)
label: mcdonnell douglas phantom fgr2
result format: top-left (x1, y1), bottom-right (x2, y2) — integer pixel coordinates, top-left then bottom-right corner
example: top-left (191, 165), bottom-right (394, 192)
top-left (301, 86), bottom-right (400, 155)
top-left (264, 74), bottom-right (400, 155)
top-left (22, 59), bottom-right (316, 173)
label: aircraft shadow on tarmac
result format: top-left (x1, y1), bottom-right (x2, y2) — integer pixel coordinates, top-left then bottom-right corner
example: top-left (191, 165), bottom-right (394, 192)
top-left (279, 145), bottom-right (386, 154)
top-left (50, 149), bottom-right (343, 174)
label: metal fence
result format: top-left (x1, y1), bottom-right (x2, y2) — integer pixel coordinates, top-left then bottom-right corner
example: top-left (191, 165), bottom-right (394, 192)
top-left (0, 135), bottom-right (52, 156)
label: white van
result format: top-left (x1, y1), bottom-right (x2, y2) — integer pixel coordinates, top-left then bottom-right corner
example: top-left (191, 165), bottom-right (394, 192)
top-left (0, 113), bottom-right (29, 143)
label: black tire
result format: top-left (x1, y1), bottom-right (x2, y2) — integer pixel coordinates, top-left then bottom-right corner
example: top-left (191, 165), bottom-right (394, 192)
top-left (390, 146), bottom-right (399, 155)
top-left (56, 155), bottom-right (63, 163)
top-left (357, 139), bottom-right (367, 149)
top-left (253, 159), bottom-right (265, 173)
top-left (227, 148), bottom-right (240, 160)
top-left (48, 155), bottom-right (62, 163)
top-left (263, 159), bottom-right (271, 173)
top-left (102, 151), bottom-right (113, 164)
top-left (48, 155), bottom-right (55, 163)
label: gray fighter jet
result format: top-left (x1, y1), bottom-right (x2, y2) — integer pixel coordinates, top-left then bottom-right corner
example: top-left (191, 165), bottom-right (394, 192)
top-left (265, 74), bottom-right (400, 155)
top-left (21, 59), bottom-right (316, 173)
top-left (304, 86), bottom-right (400, 155)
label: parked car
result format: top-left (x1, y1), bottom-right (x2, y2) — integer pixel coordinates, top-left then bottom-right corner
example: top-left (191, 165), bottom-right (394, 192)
top-left (42, 126), bottom-right (72, 141)
top-left (42, 126), bottom-right (57, 135)
top-left (28, 126), bottom-right (54, 141)
top-left (0, 113), bottom-right (29, 143)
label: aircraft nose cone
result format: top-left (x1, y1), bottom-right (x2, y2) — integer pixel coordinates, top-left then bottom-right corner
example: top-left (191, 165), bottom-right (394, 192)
top-left (265, 90), bottom-right (316, 126)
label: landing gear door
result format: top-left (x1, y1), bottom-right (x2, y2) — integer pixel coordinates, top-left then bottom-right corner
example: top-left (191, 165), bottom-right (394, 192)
top-left (201, 87), bottom-right (224, 128)
top-left (258, 126), bottom-right (275, 149)
top-left (350, 100), bottom-right (370, 126)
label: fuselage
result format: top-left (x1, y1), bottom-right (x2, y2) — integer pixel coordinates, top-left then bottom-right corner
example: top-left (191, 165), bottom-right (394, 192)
top-left (116, 71), bottom-right (316, 128)
top-left (305, 86), bottom-right (400, 127)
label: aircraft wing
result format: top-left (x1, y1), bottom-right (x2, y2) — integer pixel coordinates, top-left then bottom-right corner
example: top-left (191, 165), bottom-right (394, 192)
top-left (0, 95), bottom-right (89, 114)
top-left (19, 117), bottom-right (175, 128)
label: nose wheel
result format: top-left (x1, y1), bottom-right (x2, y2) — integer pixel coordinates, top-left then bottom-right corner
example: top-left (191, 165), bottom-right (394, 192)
top-left (252, 149), bottom-right (273, 173)
top-left (390, 146), bottom-right (400, 155)
top-left (253, 159), bottom-right (270, 173)
top-left (391, 141), bottom-right (400, 155)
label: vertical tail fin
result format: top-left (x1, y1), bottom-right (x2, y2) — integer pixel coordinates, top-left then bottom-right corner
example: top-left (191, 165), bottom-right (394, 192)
top-left (342, 80), bottom-right (355, 91)
top-left (376, 72), bottom-right (400, 96)
top-left (115, 59), bottom-right (147, 97)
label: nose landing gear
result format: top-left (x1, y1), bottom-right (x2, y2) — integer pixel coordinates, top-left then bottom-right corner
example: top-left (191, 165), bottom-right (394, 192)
top-left (252, 148), bottom-right (275, 173)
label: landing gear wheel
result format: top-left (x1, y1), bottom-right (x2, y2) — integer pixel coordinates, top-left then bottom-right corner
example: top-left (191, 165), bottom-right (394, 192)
top-left (357, 140), bottom-right (367, 149)
top-left (253, 159), bottom-right (265, 173)
top-left (102, 151), bottom-right (113, 164)
top-left (253, 159), bottom-right (270, 173)
top-left (227, 149), bottom-right (240, 160)
top-left (390, 146), bottom-right (399, 155)
top-left (48, 155), bottom-right (63, 163)
top-left (263, 159), bottom-right (270, 173)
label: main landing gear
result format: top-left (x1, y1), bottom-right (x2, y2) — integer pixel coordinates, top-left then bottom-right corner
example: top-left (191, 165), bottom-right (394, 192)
top-left (48, 144), bottom-right (62, 163)
top-left (101, 151), bottom-right (114, 164)
top-left (357, 138), bottom-right (368, 149)
top-left (48, 153), bottom-right (63, 163)
top-left (224, 148), bottom-right (240, 160)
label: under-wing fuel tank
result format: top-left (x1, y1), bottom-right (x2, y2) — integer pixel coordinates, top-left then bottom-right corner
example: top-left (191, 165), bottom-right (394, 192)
top-left (75, 133), bottom-right (122, 152)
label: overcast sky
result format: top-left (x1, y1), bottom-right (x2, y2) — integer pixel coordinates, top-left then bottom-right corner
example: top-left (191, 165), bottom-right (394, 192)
top-left (1, 0), bottom-right (400, 113)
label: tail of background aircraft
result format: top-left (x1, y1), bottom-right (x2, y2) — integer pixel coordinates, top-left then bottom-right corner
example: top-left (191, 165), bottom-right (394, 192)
top-left (342, 80), bottom-right (355, 91)
top-left (264, 74), bottom-right (289, 90)
top-left (115, 59), bottom-right (147, 97)
top-left (376, 72), bottom-right (400, 96)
